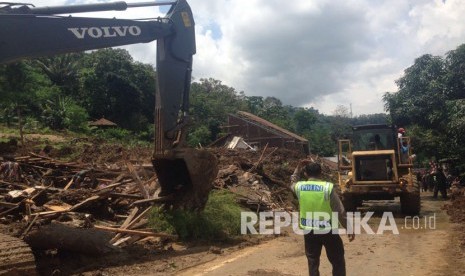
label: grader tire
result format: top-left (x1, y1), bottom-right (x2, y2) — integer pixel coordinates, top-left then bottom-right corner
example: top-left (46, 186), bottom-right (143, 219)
top-left (400, 192), bottom-right (420, 215)
top-left (400, 177), bottom-right (421, 215)
top-left (0, 233), bottom-right (36, 275)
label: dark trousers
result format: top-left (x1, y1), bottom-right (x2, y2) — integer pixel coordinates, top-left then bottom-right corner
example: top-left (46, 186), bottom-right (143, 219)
top-left (433, 183), bottom-right (447, 199)
top-left (304, 231), bottom-right (346, 276)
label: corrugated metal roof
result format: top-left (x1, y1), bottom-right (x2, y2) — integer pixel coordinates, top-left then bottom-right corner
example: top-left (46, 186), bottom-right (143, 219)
top-left (236, 111), bottom-right (308, 142)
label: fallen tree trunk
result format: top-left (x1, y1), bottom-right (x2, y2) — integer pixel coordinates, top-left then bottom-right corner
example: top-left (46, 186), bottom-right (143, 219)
top-left (24, 223), bottom-right (119, 255)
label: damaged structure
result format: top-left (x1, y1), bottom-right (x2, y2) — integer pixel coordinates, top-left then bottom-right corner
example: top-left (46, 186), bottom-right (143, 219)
top-left (222, 111), bottom-right (309, 154)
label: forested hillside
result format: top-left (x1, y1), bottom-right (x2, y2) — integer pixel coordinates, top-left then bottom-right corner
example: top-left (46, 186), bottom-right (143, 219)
top-left (2, 44), bottom-right (465, 164)
top-left (0, 48), bottom-right (388, 156)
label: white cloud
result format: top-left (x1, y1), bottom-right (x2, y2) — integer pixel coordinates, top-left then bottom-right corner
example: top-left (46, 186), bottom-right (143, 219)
top-left (23, 0), bottom-right (465, 115)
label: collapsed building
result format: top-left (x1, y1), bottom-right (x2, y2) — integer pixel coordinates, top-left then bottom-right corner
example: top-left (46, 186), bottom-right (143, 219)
top-left (213, 111), bottom-right (309, 155)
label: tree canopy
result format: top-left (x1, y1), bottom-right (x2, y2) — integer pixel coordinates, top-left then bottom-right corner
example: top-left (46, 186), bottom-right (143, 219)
top-left (383, 43), bottom-right (465, 166)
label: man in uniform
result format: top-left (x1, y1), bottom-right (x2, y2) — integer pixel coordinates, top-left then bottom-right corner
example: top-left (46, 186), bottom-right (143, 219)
top-left (290, 160), bottom-right (354, 276)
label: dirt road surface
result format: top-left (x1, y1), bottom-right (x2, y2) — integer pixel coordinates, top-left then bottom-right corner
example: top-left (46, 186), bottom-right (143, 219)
top-left (177, 193), bottom-right (465, 276)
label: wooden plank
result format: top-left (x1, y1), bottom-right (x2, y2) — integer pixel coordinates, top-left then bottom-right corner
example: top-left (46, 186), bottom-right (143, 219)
top-left (131, 194), bottom-right (174, 206)
top-left (95, 179), bottom-right (133, 192)
top-left (109, 193), bottom-right (144, 200)
top-left (124, 207), bottom-right (152, 230)
top-left (32, 195), bottom-right (100, 215)
top-left (112, 236), bottom-right (132, 246)
top-left (126, 162), bottom-right (150, 199)
top-left (109, 207), bottom-right (139, 243)
top-left (94, 225), bottom-right (177, 239)
top-left (69, 195), bottom-right (100, 211)
top-left (63, 178), bottom-right (74, 190)
top-left (0, 205), bottom-right (19, 217)
top-left (43, 203), bottom-right (72, 212)
top-left (0, 201), bottom-right (19, 209)
top-left (108, 207), bottom-right (151, 244)
top-left (31, 210), bottom-right (67, 216)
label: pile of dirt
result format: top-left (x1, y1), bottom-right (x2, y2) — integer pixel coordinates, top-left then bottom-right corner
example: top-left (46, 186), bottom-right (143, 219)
top-left (443, 181), bottom-right (465, 223)
top-left (445, 194), bottom-right (465, 223)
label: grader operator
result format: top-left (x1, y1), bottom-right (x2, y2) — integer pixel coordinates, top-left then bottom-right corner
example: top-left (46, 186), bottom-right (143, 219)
top-left (0, 0), bottom-right (217, 273)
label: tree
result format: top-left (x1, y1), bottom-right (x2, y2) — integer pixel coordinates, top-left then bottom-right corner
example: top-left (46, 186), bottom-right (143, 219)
top-left (245, 96), bottom-right (264, 115)
top-left (293, 107), bottom-right (317, 133)
top-left (333, 105), bottom-right (351, 118)
top-left (305, 124), bottom-right (336, 156)
top-left (78, 49), bottom-right (155, 131)
top-left (189, 78), bottom-right (247, 145)
top-left (382, 46), bottom-right (465, 162)
top-left (253, 97), bottom-right (293, 129)
top-left (34, 53), bottom-right (82, 98)
top-left (445, 44), bottom-right (465, 100)
top-left (41, 96), bottom-right (88, 130)
top-left (350, 113), bottom-right (389, 125)
top-left (384, 54), bottom-right (447, 129)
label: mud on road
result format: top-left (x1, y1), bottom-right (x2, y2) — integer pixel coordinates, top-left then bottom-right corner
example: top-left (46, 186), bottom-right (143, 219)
top-left (176, 193), bottom-right (465, 276)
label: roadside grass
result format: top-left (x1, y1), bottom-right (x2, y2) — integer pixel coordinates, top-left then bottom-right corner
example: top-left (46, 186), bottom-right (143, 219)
top-left (149, 190), bottom-right (244, 241)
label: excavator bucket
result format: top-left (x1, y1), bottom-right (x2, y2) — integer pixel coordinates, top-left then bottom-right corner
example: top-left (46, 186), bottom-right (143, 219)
top-left (152, 148), bottom-right (218, 210)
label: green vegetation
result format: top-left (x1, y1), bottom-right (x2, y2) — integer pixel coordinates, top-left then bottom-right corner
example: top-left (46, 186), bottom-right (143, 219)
top-left (3, 43), bottom-right (465, 164)
top-left (149, 190), bottom-right (244, 241)
top-left (0, 48), bottom-right (389, 156)
top-left (383, 44), bottom-right (465, 170)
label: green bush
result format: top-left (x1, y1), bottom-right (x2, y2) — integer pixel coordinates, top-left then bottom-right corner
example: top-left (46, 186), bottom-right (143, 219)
top-left (94, 127), bottom-right (133, 141)
top-left (187, 125), bottom-right (211, 147)
top-left (149, 190), bottom-right (243, 241)
top-left (65, 104), bottom-right (89, 132)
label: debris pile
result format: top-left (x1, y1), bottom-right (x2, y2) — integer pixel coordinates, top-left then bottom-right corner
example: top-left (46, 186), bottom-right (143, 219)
top-left (445, 182), bottom-right (465, 223)
top-left (211, 148), bottom-right (337, 211)
top-left (0, 152), bottom-right (166, 254)
top-left (0, 143), bottom-right (338, 255)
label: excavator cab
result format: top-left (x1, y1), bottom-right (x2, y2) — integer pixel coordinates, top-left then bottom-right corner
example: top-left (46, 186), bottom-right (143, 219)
top-left (0, 0), bottom-right (218, 209)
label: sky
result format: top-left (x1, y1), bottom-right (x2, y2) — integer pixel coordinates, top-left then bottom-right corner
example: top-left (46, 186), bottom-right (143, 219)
top-left (24, 0), bottom-right (465, 115)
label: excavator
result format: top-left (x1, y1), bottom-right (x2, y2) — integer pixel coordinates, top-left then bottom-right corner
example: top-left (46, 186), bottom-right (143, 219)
top-left (0, 0), bottom-right (218, 274)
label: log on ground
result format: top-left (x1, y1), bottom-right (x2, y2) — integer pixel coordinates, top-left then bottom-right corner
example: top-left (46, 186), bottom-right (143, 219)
top-left (24, 222), bottom-right (119, 255)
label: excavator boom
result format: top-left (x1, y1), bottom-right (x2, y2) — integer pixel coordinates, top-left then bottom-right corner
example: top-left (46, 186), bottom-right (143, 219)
top-left (0, 0), bottom-right (218, 209)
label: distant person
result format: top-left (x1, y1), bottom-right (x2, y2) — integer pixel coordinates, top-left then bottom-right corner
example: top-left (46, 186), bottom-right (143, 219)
top-left (421, 173), bottom-right (429, 192)
top-left (400, 140), bottom-right (411, 163)
top-left (290, 160), bottom-right (354, 276)
top-left (426, 172), bottom-right (435, 192)
top-left (374, 134), bottom-right (384, 150)
top-left (432, 167), bottom-right (448, 199)
top-left (398, 128), bottom-right (405, 138)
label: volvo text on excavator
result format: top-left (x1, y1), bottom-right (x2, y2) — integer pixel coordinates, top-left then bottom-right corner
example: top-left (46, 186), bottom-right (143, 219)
top-left (0, 1), bottom-right (218, 273)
